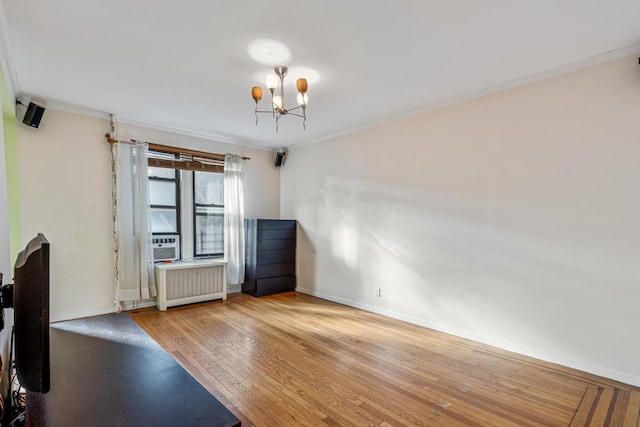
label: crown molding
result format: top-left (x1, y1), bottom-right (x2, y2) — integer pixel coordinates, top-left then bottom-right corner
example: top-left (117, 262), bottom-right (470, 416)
top-left (292, 44), bottom-right (640, 151)
top-left (35, 97), bottom-right (110, 120)
top-left (35, 97), bottom-right (277, 152)
top-left (113, 115), bottom-right (250, 147)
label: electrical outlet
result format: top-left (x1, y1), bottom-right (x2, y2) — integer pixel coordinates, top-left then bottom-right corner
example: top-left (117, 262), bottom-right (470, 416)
top-left (375, 288), bottom-right (381, 297)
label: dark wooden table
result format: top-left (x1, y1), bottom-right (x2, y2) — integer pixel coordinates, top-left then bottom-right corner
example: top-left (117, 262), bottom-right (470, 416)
top-left (24, 314), bottom-right (240, 427)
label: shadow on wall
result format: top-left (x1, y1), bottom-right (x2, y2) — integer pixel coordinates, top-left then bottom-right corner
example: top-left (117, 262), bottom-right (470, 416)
top-left (296, 223), bottom-right (316, 298)
top-left (295, 176), bottom-right (633, 363)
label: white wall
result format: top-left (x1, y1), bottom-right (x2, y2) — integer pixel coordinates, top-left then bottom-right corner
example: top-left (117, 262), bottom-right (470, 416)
top-left (281, 55), bottom-right (640, 386)
top-left (17, 110), bottom-right (280, 321)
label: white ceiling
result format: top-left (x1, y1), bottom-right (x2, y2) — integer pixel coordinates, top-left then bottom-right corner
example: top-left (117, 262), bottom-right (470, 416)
top-left (2, 0), bottom-right (639, 150)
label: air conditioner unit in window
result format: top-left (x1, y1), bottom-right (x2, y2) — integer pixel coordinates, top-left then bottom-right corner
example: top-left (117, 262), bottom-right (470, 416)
top-left (152, 235), bottom-right (180, 262)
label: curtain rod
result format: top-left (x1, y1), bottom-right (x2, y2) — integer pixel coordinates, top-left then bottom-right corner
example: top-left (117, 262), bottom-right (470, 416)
top-left (105, 134), bottom-right (250, 161)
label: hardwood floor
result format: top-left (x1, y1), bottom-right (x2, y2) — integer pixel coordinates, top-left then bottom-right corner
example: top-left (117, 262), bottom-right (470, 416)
top-left (129, 292), bottom-right (640, 426)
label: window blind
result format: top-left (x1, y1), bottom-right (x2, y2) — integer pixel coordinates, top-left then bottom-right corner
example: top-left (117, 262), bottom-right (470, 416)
top-left (148, 148), bottom-right (225, 173)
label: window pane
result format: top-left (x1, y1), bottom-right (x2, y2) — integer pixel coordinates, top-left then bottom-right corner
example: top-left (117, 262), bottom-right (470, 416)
top-left (150, 208), bottom-right (178, 233)
top-left (195, 206), bottom-right (224, 255)
top-left (149, 180), bottom-right (176, 206)
top-left (149, 167), bottom-right (176, 179)
top-left (194, 172), bottom-right (224, 206)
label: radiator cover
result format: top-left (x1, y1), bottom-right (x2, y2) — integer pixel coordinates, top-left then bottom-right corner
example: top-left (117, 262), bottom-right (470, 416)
top-left (154, 260), bottom-right (227, 311)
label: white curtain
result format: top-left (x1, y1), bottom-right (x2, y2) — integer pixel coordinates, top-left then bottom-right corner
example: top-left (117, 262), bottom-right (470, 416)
top-left (224, 154), bottom-right (245, 285)
top-left (114, 141), bottom-right (156, 302)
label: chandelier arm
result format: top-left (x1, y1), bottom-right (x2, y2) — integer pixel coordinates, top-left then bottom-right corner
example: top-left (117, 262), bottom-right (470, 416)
top-left (254, 101), bottom-right (260, 126)
top-left (279, 72), bottom-right (285, 113)
top-left (302, 105), bottom-right (307, 130)
top-left (269, 88), bottom-right (275, 118)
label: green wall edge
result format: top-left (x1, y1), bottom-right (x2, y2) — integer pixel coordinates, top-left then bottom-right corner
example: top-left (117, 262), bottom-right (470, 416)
top-left (0, 65), bottom-right (21, 265)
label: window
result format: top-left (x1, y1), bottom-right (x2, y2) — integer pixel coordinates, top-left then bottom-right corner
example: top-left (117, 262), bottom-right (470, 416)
top-left (193, 171), bottom-right (224, 257)
top-left (149, 166), bottom-right (180, 235)
top-left (147, 149), bottom-right (226, 260)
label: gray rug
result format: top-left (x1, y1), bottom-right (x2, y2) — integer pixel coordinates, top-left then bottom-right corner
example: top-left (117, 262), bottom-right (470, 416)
top-left (52, 312), bottom-right (159, 351)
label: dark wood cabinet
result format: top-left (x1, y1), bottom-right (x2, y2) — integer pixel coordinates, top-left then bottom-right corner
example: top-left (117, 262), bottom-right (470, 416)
top-left (243, 219), bottom-right (296, 297)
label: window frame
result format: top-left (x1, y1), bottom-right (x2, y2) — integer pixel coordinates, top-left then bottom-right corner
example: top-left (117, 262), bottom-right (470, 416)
top-left (192, 170), bottom-right (225, 258)
top-left (148, 159), bottom-right (181, 239)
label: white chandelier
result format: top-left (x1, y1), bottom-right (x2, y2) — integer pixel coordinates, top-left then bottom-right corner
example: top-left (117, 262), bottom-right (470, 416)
top-left (251, 66), bottom-right (308, 132)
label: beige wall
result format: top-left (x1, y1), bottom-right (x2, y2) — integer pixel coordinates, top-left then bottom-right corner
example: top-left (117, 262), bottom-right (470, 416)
top-left (17, 110), bottom-right (280, 321)
top-left (18, 110), bottom-right (114, 322)
top-left (281, 55), bottom-right (640, 385)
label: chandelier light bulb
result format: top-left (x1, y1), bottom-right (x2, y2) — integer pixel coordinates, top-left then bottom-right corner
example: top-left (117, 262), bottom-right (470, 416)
top-left (297, 92), bottom-right (308, 106)
top-left (272, 95), bottom-right (283, 109)
top-left (265, 74), bottom-right (279, 91)
top-left (251, 86), bottom-right (263, 102)
top-left (296, 78), bottom-right (308, 94)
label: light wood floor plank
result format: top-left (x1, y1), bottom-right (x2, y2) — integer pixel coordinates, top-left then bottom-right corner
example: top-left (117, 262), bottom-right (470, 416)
top-left (129, 292), bottom-right (640, 426)
top-left (590, 388), bottom-right (616, 426)
top-left (572, 387), bottom-right (600, 427)
top-left (623, 390), bottom-right (640, 427)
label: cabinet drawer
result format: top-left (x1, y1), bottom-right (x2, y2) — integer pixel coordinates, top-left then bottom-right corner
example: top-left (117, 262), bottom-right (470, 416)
top-left (257, 228), bottom-right (295, 241)
top-left (257, 239), bottom-right (295, 250)
top-left (256, 262), bottom-right (295, 279)
top-left (257, 249), bottom-right (295, 265)
top-left (256, 275), bottom-right (296, 296)
top-left (257, 219), bottom-right (296, 230)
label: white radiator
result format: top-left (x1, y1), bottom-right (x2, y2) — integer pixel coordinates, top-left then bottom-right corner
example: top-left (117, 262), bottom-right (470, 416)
top-left (154, 259), bottom-right (228, 311)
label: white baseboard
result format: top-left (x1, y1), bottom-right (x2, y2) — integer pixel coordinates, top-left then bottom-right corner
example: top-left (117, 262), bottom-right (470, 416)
top-left (227, 284), bottom-right (242, 294)
top-left (296, 287), bottom-right (640, 388)
top-left (52, 285), bottom-right (242, 323)
top-left (51, 300), bottom-right (158, 323)
top-left (51, 306), bottom-right (118, 323)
